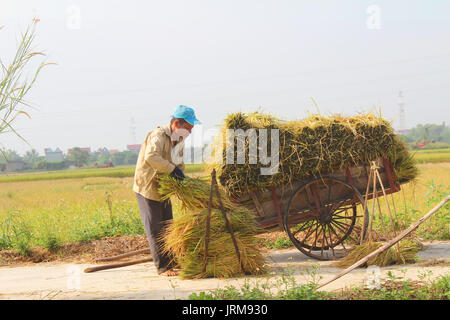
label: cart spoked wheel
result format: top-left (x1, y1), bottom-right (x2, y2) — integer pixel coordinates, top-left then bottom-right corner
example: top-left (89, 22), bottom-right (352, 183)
top-left (283, 176), bottom-right (369, 260)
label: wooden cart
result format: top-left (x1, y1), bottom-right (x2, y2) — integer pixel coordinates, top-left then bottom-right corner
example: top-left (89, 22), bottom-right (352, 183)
top-left (237, 157), bottom-right (402, 260)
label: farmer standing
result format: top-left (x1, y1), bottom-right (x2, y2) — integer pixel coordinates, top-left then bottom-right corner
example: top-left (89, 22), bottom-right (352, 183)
top-left (133, 105), bottom-right (201, 276)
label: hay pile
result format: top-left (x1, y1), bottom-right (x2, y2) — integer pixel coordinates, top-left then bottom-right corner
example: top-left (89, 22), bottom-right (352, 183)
top-left (334, 239), bottom-right (424, 268)
top-left (210, 112), bottom-right (417, 198)
top-left (158, 176), bottom-right (266, 279)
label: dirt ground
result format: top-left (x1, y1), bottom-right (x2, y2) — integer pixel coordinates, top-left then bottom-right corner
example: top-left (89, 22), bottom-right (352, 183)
top-left (0, 235), bottom-right (151, 266)
top-left (1, 240), bottom-right (449, 300)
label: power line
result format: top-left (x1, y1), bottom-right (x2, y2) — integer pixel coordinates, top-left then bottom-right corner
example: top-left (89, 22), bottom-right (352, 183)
top-left (28, 52), bottom-right (450, 100)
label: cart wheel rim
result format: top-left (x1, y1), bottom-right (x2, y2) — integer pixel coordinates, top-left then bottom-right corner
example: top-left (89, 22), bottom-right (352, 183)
top-left (283, 176), bottom-right (369, 260)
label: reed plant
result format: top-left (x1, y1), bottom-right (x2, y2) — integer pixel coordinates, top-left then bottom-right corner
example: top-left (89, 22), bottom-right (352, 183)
top-left (0, 19), bottom-right (51, 158)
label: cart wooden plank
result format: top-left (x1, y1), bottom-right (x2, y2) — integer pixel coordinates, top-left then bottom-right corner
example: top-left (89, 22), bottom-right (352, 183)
top-left (239, 158), bottom-right (401, 230)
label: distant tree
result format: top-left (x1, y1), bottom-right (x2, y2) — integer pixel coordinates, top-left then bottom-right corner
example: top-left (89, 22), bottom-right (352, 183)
top-left (33, 159), bottom-right (47, 170)
top-left (24, 149), bottom-right (40, 164)
top-left (423, 127), bottom-right (430, 141)
top-left (124, 151), bottom-right (138, 165)
top-left (68, 147), bottom-right (89, 167)
top-left (0, 149), bottom-right (22, 162)
top-left (111, 152), bottom-right (127, 166)
top-left (442, 127), bottom-right (450, 143)
top-left (98, 153), bottom-right (112, 165)
top-left (397, 134), bottom-right (412, 143)
top-left (406, 123), bottom-right (450, 143)
top-left (33, 160), bottom-right (67, 171)
top-left (89, 152), bottom-right (99, 164)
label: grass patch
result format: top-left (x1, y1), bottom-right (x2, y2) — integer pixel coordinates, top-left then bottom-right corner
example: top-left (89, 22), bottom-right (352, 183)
top-left (0, 180), bottom-right (146, 254)
top-left (361, 163), bottom-right (449, 240)
top-left (412, 148), bottom-right (450, 164)
top-left (0, 211), bottom-right (33, 255)
top-left (189, 267), bottom-right (332, 300)
top-left (261, 236), bottom-right (293, 249)
top-left (189, 269), bottom-right (450, 300)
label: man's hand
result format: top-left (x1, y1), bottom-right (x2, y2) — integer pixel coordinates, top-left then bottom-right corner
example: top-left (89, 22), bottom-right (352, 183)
top-left (170, 166), bottom-right (185, 181)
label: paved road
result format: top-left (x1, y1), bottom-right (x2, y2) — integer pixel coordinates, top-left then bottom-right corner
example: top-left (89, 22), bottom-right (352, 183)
top-left (1, 242), bottom-right (449, 300)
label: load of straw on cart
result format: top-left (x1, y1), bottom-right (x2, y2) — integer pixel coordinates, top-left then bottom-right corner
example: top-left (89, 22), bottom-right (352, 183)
top-left (158, 111), bottom-right (422, 279)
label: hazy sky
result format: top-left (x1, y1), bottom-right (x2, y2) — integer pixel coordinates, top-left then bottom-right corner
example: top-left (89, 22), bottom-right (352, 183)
top-left (1, 0), bottom-right (449, 155)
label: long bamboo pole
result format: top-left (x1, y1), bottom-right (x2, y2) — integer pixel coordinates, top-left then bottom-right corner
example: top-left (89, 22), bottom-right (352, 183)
top-left (317, 195), bottom-right (449, 290)
top-left (95, 249), bottom-right (150, 262)
top-left (84, 257), bottom-right (153, 273)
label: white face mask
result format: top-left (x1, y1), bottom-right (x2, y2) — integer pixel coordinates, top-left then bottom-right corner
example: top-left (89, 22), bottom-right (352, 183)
top-left (171, 128), bottom-right (190, 142)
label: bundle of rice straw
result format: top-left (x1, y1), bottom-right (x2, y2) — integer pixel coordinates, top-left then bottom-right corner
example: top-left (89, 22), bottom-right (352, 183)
top-left (158, 176), bottom-right (266, 279)
top-left (210, 112), bottom-right (418, 198)
top-left (334, 238), bottom-right (424, 268)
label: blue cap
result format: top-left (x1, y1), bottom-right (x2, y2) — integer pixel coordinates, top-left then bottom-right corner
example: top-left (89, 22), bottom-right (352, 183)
top-left (173, 105), bottom-right (201, 125)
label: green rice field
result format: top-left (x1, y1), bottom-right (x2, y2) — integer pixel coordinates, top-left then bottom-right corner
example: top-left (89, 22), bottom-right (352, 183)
top-left (0, 148), bottom-right (448, 184)
top-left (411, 148), bottom-right (450, 164)
top-left (0, 163), bottom-right (205, 183)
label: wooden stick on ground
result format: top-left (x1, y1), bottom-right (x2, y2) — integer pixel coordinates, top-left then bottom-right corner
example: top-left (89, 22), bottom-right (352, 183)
top-left (95, 248), bottom-right (151, 262)
top-left (84, 257), bottom-right (153, 273)
top-left (317, 195), bottom-right (449, 290)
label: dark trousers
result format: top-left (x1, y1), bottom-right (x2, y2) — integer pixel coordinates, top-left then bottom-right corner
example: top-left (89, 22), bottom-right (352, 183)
top-left (135, 192), bottom-right (175, 274)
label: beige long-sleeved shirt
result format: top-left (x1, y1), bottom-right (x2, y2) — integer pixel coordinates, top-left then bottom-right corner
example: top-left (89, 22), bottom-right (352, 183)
top-left (133, 124), bottom-right (184, 201)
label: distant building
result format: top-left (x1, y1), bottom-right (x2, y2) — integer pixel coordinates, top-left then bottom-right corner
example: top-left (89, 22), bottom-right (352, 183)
top-left (5, 160), bottom-right (25, 172)
top-left (395, 129), bottom-right (410, 135)
top-left (44, 147), bottom-right (64, 162)
top-left (95, 147), bottom-right (110, 155)
top-left (127, 144), bottom-right (141, 153)
top-left (68, 147), bottom-right (91, 154)
top-left (109, 149), bottom-right (119, 155)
